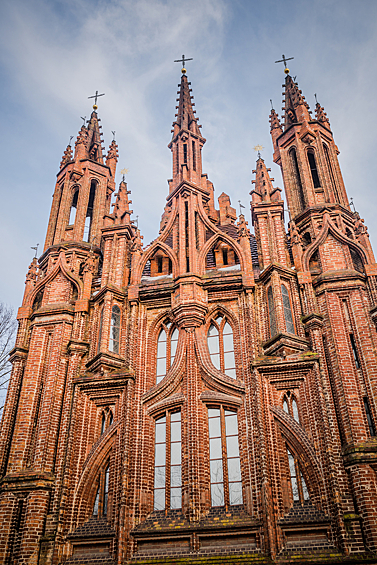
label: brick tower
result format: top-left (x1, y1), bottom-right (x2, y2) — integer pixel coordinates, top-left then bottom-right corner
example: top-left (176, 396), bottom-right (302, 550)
top-left (0, 63), bottom-right (377, 565)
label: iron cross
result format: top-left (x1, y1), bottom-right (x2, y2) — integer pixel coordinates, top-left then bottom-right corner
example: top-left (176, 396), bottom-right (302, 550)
top-left (275, 54), bottom-right (294, 68)
top-left (174, 55), bottom-right (193, 68)
top-left (88, 90), bottom-right (105, 105)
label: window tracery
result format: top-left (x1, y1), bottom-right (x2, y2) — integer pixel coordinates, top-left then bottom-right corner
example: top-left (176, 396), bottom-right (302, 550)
top-left (207, 314), bottom-right (236, 378)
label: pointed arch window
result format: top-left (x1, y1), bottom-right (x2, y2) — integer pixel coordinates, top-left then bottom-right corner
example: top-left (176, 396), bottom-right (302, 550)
top-left (283, 394), bottom-right (300, 424)
top-left (156, 323), bottom-right (179, 384)
top-left (208, 407), bottom-right (243, 507)
top-left (290, 148), bottom-right (305, 212)
top-left (154, 410), bottom-right (182, 511)
top-left (84, 180), bottom-right (97, 243)
top-left (69, 189), bottom-right (79, 225)
top-left (97, 306), bottom-right (104, 353)
top-left (93, 461), bottom-right (111, 517)
top-left (267, 287), bottom-right (277, 338)
top-left (100, 409), bottom-right (114, 436)
top-left (109, 305), bottom-right (121, 354)
top-left (307, 151), bottom-right (320, 188)
top-left (281, 284), bottom-right (295, 334)
top-left (286, 447), bottom-right (309, 504)
top-left (207, 315), bottom-right (236, 378)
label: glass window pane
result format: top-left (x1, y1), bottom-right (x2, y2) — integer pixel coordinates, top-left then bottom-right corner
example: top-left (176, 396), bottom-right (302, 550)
top-left (170, 421), bottom-right (181, 442)
top-left (171, 411), bottom-right (181, 422)
top-left (207, 335), bottom-right (219, 354)
top-left (158, 329), bottom-right (167, 342)
top-left (210, 459), bottom-right (223, 483)
top-left (282, 285), bottom-right (295, 334)
top-left (226, 435), bottom-right (240, 458)
top-left (283, 399), bottom-right (289, 414)
top-left (223, 332), bottom-right (234, 352)
top-left (292, 399), bottom-right (300, 423)
top-left (157, 357), bottom-right (166, 377)
top-left (291, 476), bottom-right (299, 501)
top-left (155, 423), bottom-right (166, 443)
top-left (225, 368), bottom-right (236, 379)
top-left (170, 488), bottom-right (182, 509)
top-left (208, 408), bottom-right (220, 419)
top-left (171, 328), bottom-right (179, 342)
top-left (93, 486), bottom-right (100, 516)
top-left (211, 483), bottom-right (224, 507)
top-left (224, 351), bottom-right (235, 369)
top-left (171, 465), bottom-right (181, 487)
top-left (157, 340), bottom-right (167, 358)
top-left (287, 450), bottom-right (296, 478)
top-left (170, 340), bottom-right (177, 360)
top-left (229, 482), bottom-right (243, 505)
top-left (156, 375), bottom-right (163, 384)
top-left (210, 353), bottom-right (220, 369)
top-left (155, 443), bottom-right (166, 466)
top-left (154, 466), bottom-right (166, 488)
top-left (208, 416), bottom-right (221, 438)
top-left (154, 488), bottom-right (165, 511)
top-left (215, 315), bottom-right (223, 325)
top-left (225, 414), bottom-right (238, 436)
top-left (171, 442), bottom-right (181, 465)
top-left (227, 457), bottom-right (241, 482)
top-left (301, 474), bottom-right (310, 501)
top-left (210, 437), bottom-right (222, 460)
top-left (223, 322), bottom-right (232, 335)
top-left (208, 324), bottom-right (219, 337)
top-left (268, 287), bottom-right (277, 337)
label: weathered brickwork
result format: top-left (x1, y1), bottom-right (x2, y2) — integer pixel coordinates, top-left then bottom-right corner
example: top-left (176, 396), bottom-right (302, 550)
top-left (1, 68), bottom-right (377, 565)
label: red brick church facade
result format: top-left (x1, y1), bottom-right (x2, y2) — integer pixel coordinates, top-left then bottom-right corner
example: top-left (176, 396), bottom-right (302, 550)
top-left (1, 66), bottom-right (377, 564)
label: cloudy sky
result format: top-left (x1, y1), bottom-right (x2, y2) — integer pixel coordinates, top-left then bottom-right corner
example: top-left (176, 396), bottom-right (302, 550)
top-left (1, 0), bottom-right (377, 310)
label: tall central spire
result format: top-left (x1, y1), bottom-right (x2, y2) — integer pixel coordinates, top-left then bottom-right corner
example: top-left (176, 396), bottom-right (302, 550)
top-left (168, 72), bottom-right (206, 192)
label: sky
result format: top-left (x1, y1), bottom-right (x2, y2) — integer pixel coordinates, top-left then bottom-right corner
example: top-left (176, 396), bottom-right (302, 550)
top-left (1, 0), bottom-right (377, 311)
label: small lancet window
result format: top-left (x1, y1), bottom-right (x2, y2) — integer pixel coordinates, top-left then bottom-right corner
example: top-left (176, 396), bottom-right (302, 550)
top-left (282, 394), bottom-right (300, 424)
top-left (97, 307), bottom-right (104, 354)
top-left (267, 287), bottom-right (277, 338)
top-left (92, 461), bottom-right (111, 517)
top-left (290, 148), bottom-right (305, 212)
top-left (109, 305), bottom-right (121, 354)
top-left (307, 151), bottom-right (321, 189)
top-left (156, 324), bottom-right (179, 384)
top-left (287, 447), bottom-right (310, 504)
top-left (101, 412), bottom-right (106, 435)
top-left (363, 397), bottom-right (376, 437)
top-left (281, 284), bottom-right (295, 334)
top-left (207, 315), bottom-right (236, 378)
top-left (69, 190), bottom-right (79, 225)
top-left (192, 140), bottom-right (196, 171)
top-left (283, 398), bottom-right (289, 414)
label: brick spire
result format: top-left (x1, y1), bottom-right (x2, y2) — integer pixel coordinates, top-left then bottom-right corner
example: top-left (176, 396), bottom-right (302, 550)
top-left (86, 110), bottom-right (105, 164)
top-left (106, 139), bottom-right (119, 177)
top-left (59, 144), bottom-right (73, 169)
top-left (282, 74), bottom-right (311, 128)
top-left (315, 99), bottom-right (331, 129)
top-left (250, 156), bottom-right (281, 203)
top-left (172, 73), bottom-right (201, 139)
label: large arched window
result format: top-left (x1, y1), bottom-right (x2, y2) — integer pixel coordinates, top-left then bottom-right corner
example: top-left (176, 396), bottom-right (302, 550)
top-left (208, 407), bottom-right (243, 506)
top-left (154, 410), bottom-right (182, 511)
top-left (281, 284), bottom-right (295, 334)
top-left (109, 305), bottom-right (121, 354)
top-left (93, 462), bottom-right (111, 517)
top-left (267, 287), bottom-right (277, 338)
top-left (156, 323), bottom-right (179, 384)
top-left (207, 314), bottom-right (236, 378)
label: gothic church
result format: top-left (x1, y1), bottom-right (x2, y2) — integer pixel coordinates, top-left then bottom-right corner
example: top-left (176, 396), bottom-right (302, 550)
top-left (1, 62), bottom-right (377, 565)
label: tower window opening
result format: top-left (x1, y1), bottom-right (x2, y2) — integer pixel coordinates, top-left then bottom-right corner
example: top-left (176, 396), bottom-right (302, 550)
top-left (69, 190), bottom-right (79, 225)
top-left (192, 140), bottom-right (196, 170)
top-left (290, 149), bottom-right (305, 212)
top-left (363, 397), bottom-right (376, 436)
top-left (308, 151), bottom-right (321, 189)
top-left (350, 247), bottom-right (363, 273)
top-left (281, 284), bottom-right (295, 334)
top-left (222, 249), bottom-right (228, 266)
top-left (157, 256), bottom-right (163, 273)
top-left (267, 287), bottom-right (277, 338)
top-left (185, 200), bottom-right (189, 272)
top-left (349, 333), bottom-right (360, 369)
top-left (208, 407), bottom-right (243, 507)
top-left (84, 180), bottom-right (97, 242)
top-left (183, 144), bottom-right (187, 164)
top-left (109, 304), bottom-right (121, 354)
top-left (154, 410), bottom-right (182, 511)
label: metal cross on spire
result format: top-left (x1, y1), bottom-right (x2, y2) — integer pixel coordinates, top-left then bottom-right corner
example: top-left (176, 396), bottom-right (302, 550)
top-left (88, 90), bottom-right (105, 109)
top-left (253, 144), bottom-right (264, 159)
top-left (275, 54), bottom-right (294, 74)
top-left (238, 200), bottom-right (245, 215)
top-left (174, 54), bottom-right (193, 74)
top-left (31, 244), bottom-right (39, 258)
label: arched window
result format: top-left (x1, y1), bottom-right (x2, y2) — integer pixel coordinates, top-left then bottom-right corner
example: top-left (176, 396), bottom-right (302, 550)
top-left (84, 180), bottom-right (97, 243)
top-left (100, 409), bottom-right (114, 436)
top-left (307, 151), bottom-right (320, 188)
top-left (97, 306), bottom-right (104, 353)
top-left (69, 189), bottom-right (79, 225)
top-left (283, 398), bottom-right (289, 414)
top-left (207, 315), bottom-right (236, 378)
top-left (323, 144), bottom-right (340, 203)
top-left (101, 412), bottom-right (106, 435)
top-left (156, 323), bottom-right (179, 384)
top-left (93, 461), bottom-right (111, 517)
top-left (109, 305), bottom-right (121, 354)
top-left (208, 407), bottom-right (243, 506)
top-left (290, 148), bottom-right (305, 212)
top-left (267, 287), bottom-right (277, 338)
top-left (286, 447), bottom-right (309, 504)
top-left (281, 284), bottom-right (295, 334)
top-left (282, 394), bottom-right (300, 424)
top-left (154, 410), bottom-right (182, 511)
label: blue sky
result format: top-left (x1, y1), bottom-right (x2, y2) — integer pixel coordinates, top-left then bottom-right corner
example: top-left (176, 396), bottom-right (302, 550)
top-left (1, 0), bottom-right (377, 309)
